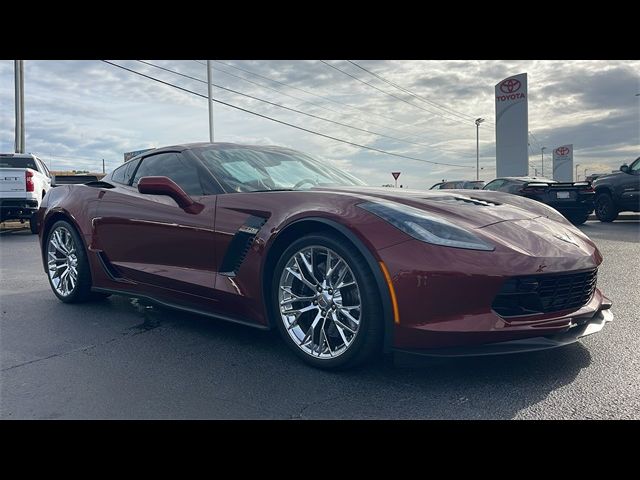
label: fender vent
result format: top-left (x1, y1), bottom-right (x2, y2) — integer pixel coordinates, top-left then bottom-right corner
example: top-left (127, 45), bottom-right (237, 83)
top-left (219, 215), bottom-right (267, 276)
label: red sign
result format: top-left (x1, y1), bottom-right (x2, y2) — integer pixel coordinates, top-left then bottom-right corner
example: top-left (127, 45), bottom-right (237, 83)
top-left (500, 78), bottom-right (521, 94)
top-left (555, 147), bottom-right (570, 156)
top-left (391, 172), bottom-right (401, 180)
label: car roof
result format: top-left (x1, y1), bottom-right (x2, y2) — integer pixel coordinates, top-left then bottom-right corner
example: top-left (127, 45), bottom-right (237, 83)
top-left (139, 142), bottom-right (305, 156)
top-left (0, 153), bottom-right (38, 159)
top-left (493, 176), bottom-right (556, 183)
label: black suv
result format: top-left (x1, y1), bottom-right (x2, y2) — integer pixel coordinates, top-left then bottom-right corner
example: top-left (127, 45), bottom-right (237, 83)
top-left (592, 156), bottom-right (640, 222)
top-left (483, 176), bottom-right (595, 225)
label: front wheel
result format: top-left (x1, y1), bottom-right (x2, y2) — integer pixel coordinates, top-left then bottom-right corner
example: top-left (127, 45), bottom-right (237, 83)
top-left (272, 233), bottom-right (384, 369)
top-left (595, 193), bottom-right (618, 222)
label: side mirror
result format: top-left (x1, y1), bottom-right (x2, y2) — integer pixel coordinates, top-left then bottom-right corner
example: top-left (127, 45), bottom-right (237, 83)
top-left (137, 176), bottom-right (203, 214)
top-left (50, 175), bottom-right (57, 187)
top-left (620, 164), bottom-right (630, 174)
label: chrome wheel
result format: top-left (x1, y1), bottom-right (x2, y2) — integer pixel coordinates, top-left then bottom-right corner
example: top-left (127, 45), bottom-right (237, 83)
top-left (278, 246), bottom-right (361, 359)
top-left (47, 226), bottom-right (78, 297)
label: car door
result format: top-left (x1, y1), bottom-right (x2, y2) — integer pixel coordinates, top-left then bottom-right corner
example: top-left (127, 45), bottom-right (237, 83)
top-left (619, 158), bottom-right (640, 211)
top-left (94, 151), bottom-right (219, 299)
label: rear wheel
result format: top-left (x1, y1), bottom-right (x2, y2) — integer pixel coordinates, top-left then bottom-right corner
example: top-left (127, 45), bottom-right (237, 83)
top-left (272, 233), bottom-right (383, 369)
top-left (595, 193), bottom-right (618, 222)
top-left (45, 220), bottom-right (107, 303)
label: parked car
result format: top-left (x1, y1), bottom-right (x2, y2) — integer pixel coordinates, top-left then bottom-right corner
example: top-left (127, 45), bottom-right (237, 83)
top-left (430, 180), bottom-right (485, 190)
top-left (591, 156), bottom-right (640, 222)
top-left (483, 176), bottom-right (595, 225)
top-left (0, 153), bottom-right (52, 233)
top-left (38, 143), bottom-right (612, 369)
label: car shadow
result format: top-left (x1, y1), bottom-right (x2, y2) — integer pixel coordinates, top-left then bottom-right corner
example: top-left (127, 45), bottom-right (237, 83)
top-left (111, 295), bottom-right (592, 419)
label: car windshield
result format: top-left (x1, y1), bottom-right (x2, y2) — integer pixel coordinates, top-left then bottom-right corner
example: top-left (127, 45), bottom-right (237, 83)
top-left (195, 146), bottom-right (366, 192)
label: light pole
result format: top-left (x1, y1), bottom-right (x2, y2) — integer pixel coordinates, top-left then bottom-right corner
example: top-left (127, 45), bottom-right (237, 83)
top-left (206, 60), bottom-right (214, 142)
top-left (475, 118), bottom-right (484, 181)
top-left (575, 163), bottom-right (580, 182)
top-left (14, 60), bottom-right (25, 153)
top-left (541, 147), bottom-right (546, 177)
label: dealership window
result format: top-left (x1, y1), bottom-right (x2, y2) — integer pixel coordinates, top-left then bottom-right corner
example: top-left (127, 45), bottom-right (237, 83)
top-left (132, 153), bottom-right (204, 196)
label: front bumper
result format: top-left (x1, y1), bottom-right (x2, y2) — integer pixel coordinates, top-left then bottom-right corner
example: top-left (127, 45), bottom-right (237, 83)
top-left (395, 304), bottom-right (612, 357)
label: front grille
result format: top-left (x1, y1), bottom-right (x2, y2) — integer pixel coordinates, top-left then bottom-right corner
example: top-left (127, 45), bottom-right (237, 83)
top-left (492, 268), bottom-right (597, 318)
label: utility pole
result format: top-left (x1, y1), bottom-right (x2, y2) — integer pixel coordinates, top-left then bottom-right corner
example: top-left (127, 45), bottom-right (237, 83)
top-left (475, 118), bottom-right (484, 181)
top-left (206, 60), bottom-right (214, 143)
top-left (102, 159), bottom-right (105, 174)
top-left (14, 60), bottom-right (25, 153)
top-left (541, 147), bottom-right (546, 177)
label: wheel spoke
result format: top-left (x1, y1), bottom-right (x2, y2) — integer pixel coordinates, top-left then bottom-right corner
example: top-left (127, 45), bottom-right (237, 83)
top-left (339, 308), bottom-right (360, 326)
top-left (297, 250), bottom-right (320, 286)
top-left (281, 304), bottom-right (318, 317)
top-left (287, 261), bottom-right (317, 292)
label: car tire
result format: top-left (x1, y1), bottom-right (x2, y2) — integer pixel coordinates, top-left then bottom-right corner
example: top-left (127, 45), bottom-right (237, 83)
top-left (45, 220), bottom-right (103, 303)
top-left (271, 232), bottom-right (384, 370)
top-left (567, 213), bottom-right (589, 226)
top-left (29, 214), bottom-right (38, 234)
top-left (595, 193), bottom-right (618, 222)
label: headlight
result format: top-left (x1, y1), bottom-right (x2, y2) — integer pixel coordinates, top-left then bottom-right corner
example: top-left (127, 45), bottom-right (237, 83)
top-left (358, 201), bottom-right (494, 251)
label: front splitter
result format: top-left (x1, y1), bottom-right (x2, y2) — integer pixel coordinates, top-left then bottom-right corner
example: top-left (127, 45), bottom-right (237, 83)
top-left (395, 308), bottom-right (613, 358)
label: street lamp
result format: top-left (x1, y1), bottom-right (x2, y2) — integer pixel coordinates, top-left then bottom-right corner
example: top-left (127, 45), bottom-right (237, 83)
top-left (475, 118), bottom-right (484, 181)
top-left (541, 147), bottom-right (546, 177)
top-left (575, 163), bottom-right (581, 182)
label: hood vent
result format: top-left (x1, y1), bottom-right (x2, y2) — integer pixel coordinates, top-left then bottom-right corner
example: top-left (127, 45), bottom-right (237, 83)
top-left (424, 196), bottom-right (500, 207)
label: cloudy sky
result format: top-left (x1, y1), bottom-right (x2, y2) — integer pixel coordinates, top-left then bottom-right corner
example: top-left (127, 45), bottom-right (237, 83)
top-left (1, 60), bottom-right (638, 189)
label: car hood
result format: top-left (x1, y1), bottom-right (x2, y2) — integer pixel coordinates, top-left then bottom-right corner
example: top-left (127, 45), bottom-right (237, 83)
top-left (313, 186), bottom-right (544, 228)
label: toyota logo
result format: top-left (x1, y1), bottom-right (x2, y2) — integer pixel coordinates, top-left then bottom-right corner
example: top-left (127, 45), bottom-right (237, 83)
top-left (555, 147), bottom-right (570, 155)
top-left (500, 79), bottom-right (521, 94)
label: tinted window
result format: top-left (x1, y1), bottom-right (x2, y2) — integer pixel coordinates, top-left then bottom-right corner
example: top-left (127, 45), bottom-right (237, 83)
top-left (430, 183), bottom-right (443, 190)
top-left (133, 153), bottom-right (204, 196)
top-left (483, 179), bottom-right (505, 191)
top-left (38, 159), bottom-right (51, 177)
top-left (630, 157), bottom-right (640, 173)
top-left (0, 156), bottom-right (37, 170)
top-left (111, 159), bottom-right (141, 185)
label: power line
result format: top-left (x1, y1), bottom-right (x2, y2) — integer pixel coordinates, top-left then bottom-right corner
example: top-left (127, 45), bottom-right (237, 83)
top-left (192, 60), bottom-right (451, 143)
top-left (102, 61), bottom-right (472, 169)
top-left (137, 60), bottom-right (476, 158)
top-left (347, 60), bottom-right (489, 125)
top-left (320, 60), bottom-right (475, 128)
top-left (209, 60), bottom-right (462, 138)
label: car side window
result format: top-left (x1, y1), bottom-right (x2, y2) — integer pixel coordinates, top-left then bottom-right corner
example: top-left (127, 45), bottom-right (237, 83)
top-left (132, 153), bottom-right (204, 196)
top-left (484, 179), bottom-right (504, 191)
top-left (111, 159), bottom-right (141, 185)
top-left (630, 158), bottom-right (640, 174)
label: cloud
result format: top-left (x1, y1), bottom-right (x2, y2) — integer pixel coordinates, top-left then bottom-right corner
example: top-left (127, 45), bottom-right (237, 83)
top-left (1, 59), bottom-right (638, 187)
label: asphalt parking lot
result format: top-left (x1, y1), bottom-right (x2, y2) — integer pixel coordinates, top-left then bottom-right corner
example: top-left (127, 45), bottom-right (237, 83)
top-left (1, 218), bottom-right (638, 419)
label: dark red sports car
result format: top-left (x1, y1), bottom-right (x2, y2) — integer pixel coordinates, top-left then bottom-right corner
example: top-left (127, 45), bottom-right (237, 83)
top-left (38, 143), bottom-right (613, 369)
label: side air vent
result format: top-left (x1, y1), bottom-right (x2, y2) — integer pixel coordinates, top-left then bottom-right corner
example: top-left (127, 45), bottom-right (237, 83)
top-left (219, 215), bottom-right (267, 276)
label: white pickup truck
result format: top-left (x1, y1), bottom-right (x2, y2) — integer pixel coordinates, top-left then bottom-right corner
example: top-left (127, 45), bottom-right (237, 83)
top-left (0, 153), bottom-right (52, 233)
